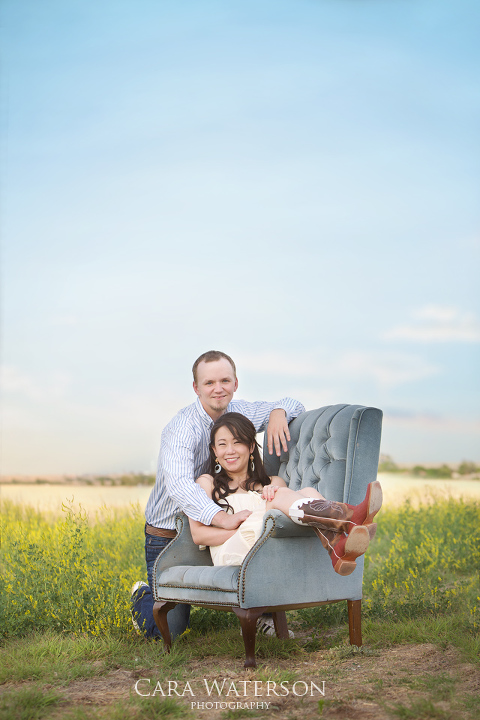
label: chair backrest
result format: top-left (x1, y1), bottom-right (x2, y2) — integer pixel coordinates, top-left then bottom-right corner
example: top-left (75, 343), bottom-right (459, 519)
top-left (263, 404), bottom-right (382, 505)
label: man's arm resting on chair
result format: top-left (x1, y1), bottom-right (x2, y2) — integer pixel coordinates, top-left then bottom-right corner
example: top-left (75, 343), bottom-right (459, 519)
top-left (189, 474), bottom-right (251, 545)
top-left (189, 517), bottom-right (237, 546)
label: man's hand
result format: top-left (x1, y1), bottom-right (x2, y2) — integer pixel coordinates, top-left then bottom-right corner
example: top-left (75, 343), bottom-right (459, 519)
top-left (212, 509), bottom-right (252, 530)
top-left (267, 408), bottom-right (291, 456)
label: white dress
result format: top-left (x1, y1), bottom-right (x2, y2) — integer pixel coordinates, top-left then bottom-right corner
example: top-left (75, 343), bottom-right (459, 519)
top-left (209, 491), bottom-right (267, 566)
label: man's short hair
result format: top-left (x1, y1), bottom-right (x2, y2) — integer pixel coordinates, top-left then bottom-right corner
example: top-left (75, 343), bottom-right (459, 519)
top-left (192, 351), bottom-right (237, 384)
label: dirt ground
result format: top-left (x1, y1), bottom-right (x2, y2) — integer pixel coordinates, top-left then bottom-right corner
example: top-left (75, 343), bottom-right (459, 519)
top-left (5, 642), bottom-right (478, 719)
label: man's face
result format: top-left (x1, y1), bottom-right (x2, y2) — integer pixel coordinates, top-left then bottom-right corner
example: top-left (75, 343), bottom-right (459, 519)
top-left (193, 359), bottom-right (238, 420)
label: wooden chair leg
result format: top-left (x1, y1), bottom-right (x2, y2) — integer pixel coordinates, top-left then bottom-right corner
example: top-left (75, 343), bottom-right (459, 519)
top-left (272, 611), bottom-right (289, 639)
top-left (347, 599), bottom-right (362, 647)
top-left (152, 600), bottom-right (177, 651)
top-left (233, 608), bottom-right (264, 668)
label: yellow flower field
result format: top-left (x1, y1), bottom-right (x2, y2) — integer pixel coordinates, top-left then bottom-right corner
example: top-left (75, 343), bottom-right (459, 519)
top-left (1, 495), bottom-right (479, 645)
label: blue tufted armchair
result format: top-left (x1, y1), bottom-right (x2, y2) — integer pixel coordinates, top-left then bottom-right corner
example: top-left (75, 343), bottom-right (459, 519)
top-left (152, 404), bottom-right (383, 667)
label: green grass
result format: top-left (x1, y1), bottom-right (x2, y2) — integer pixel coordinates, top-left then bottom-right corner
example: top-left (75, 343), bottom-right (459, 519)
top-left (0, 684), bottom-right (194, 720)
top-left (0, 631), bottom-right (192, 686)
top-left (1, 495), bottom-right (479, 652)
top-left (104, 696), bottom-right (192, 719)
top-left (296, 494), bottom-right (480, 661)
top-left (1, 494), bottom-right (479, 658)
top-left (1, 495), bottom-right (479, 718)
top-left (386, 698), bottom-right (452, 719)
top-left (364, 496), bottom-right (480, 622)
top-left (0, 499), bottom-right (146, 638)
top-left (0, 686), bottom-right (62, 720)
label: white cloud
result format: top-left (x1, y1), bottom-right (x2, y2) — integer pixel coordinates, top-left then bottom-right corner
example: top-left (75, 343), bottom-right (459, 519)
top-left (385, 305), bottom-right (480, 342)
top-left (1, 365), bottom-right (70, 402)
top-left (380, 413), bottom-right (480, 463)
top-left (235, 352), bottom-right (318, 377)
top-left (337, 351), bottom-right (441, 388)
top-left (236, 349), bottom-right (440, 389)
top-left (384, 410), bottom-right (480, 435)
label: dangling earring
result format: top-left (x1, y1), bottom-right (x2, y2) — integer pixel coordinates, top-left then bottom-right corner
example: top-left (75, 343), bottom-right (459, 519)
top-left (250, 454), bottom-right (255, 473)
top-left (215, 459), bottom-right (222, 474)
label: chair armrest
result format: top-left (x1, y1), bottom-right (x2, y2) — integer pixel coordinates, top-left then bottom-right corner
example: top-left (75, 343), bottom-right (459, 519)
top-left (153, 513), bottom-right (213, 576)
top-left (238, 510), bottom-right (363, 607)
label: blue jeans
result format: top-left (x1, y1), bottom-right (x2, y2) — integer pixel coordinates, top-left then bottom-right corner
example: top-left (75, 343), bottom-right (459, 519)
top-left (131, 527), bottom-right (191, 641)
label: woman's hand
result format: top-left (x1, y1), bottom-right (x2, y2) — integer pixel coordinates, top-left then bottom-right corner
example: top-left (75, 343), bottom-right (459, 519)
top-left (261, 485), bottom-right (280, 502)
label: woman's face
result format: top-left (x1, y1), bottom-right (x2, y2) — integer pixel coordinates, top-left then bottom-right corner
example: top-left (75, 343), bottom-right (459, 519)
top-left (212, 426), bottom-right (253, 476)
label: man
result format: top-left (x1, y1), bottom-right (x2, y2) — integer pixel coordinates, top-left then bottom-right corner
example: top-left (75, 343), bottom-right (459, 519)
top-left (131, 350), bottom-right (305, 640)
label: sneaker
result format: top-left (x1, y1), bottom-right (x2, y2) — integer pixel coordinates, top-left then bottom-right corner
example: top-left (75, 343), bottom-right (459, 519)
top-left (256, 614), bottom-right (295, 639)
top-left (131, 581), bottom-right (149, 597)
top-left (130, 581), bottom-right (149, 633)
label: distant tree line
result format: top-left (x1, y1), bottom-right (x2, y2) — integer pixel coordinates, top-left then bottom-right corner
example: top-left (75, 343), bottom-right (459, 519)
top-left (378, 455), bottom-right (479, 478)
top-left (78, 473), bottom-right (156, 486)
top-left (7, 473), bottom-right (156, 486)
top-left (6, 462), bottom-right (480, 485)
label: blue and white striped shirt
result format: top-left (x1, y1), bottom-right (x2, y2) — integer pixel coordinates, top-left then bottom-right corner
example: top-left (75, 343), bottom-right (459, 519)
top-left (145, 396), bottom-right (305, 529)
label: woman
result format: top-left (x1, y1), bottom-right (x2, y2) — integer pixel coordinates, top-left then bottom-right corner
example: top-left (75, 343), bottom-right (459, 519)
top-left (189, 413), bottom-right (382, 576)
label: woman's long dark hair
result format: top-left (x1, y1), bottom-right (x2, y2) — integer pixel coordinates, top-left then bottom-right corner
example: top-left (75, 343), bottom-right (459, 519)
top-left (209, 412), bottom-right (271, 512)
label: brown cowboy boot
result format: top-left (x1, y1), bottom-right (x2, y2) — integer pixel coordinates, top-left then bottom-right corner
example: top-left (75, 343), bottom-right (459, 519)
top-left (296, 512), bottom-right (377, 541)
top-left (312, 525), bottom-right (370, 576)
top-left (289, 481), bottom-right (382, 537)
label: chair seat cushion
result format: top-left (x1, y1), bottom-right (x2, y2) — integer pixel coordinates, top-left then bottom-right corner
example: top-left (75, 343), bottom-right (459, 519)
top-left (158, 564), bottom-right (240, 592)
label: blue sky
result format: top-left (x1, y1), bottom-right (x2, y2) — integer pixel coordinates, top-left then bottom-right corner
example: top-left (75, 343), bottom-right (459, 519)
top-left (1, 0), bottom-right (479, 475)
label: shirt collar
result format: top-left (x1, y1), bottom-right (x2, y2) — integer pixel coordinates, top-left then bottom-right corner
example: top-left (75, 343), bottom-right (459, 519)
top-left (195, 397), bottom-right (215, 428)
top-left (195, 397), bottom-right (237, 428)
